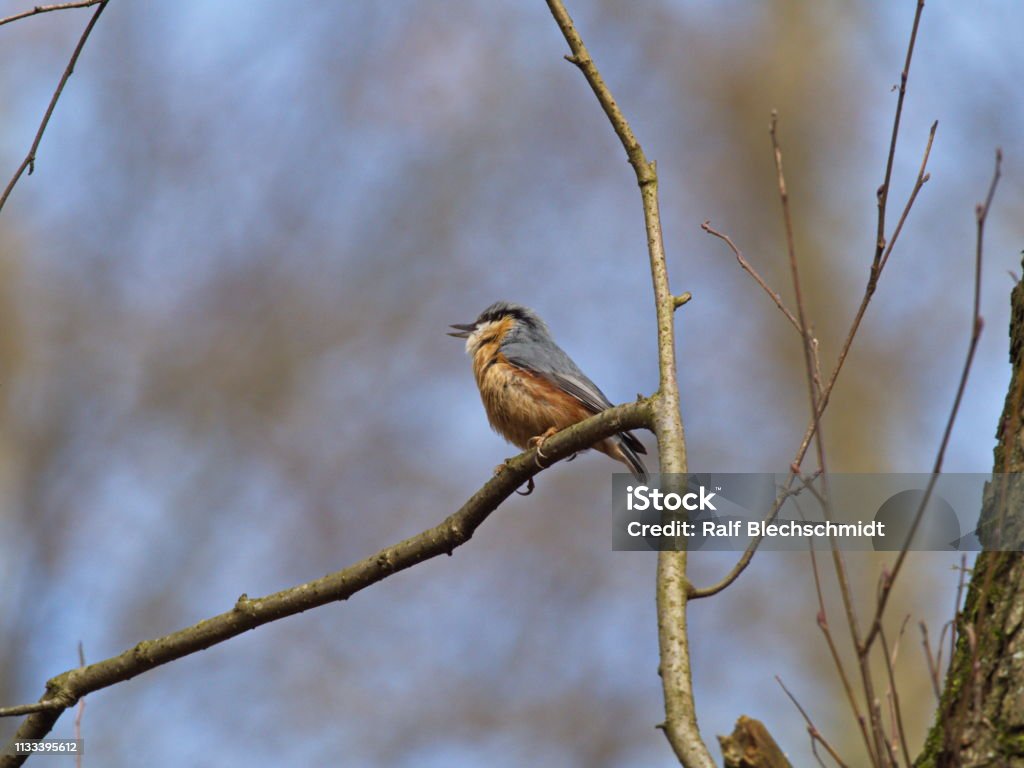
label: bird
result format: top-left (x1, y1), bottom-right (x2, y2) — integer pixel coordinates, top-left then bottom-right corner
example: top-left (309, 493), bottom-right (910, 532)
top-left (448, 301), bottom-right (647, 482)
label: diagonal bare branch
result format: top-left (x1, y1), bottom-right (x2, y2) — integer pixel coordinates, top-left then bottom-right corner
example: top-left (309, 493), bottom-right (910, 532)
top-left (0, 0), bottom-right (102, 28)
top-left (701, 220), bottom-right (800, 331)
top-left (0, 0), bottom-right (109, 215)
top-left (0, 400), bottom-right (653, 766)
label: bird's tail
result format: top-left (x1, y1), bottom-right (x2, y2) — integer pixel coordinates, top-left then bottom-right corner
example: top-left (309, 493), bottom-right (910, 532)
top-left (614, 435), bottom-right (648, 482)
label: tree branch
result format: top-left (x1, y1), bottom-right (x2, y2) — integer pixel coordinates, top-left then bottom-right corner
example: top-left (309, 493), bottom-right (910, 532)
top-left (0, 1), bottom-right (102, 28)
top-left (701, 220), bottom-right (800, 332)
top-left (0, 399), bottom-right (653, 767)
top-left (544, 3), bottom-right (711, 765)
top-left (873, 0), bottom-right (926, 276)
top-left (0, 0), bottom-right (108, 215)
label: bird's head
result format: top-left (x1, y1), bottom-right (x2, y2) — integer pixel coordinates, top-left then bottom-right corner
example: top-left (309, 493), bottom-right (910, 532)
top-left (448, 301), bottom-right (548, 354)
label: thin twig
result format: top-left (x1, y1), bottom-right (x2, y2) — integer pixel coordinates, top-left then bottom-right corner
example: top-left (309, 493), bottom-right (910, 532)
top-left (862, 148), bottom-right (1002, 654)
top-left (936, 563), bottom-right (970, 678)
top-left (701, 220), bottom-right (800, 331)
top-left (769, 112), bottom-right (815, 367)
top-left (795, 121), bottom-right (936, 477)
top-left (688, 472), bottom-right (820, 599)
top-left (773, 112), bottom-right (891, 765)
top-left (877, 123), bottom-right (936, 276)
top-left (873, 0), bottom-right (926, 278)
top-left (776, 676), bottom-right (849, 768)
top-left (0, 0), bottom-right (109, 215)
top-left (879, 621), bottom-right (912, 767)
top-left (804, 511), bottom-right (879, 768)
top-left (810, 742), bottom-right (830, 768)
top-left (715, 121), bottom-right (937, 601)
top-left (769, 112), bottom-right (819, 413)
top-left (0, 0), bottom-right (101, 27)
top-left (919, 622), bottom-right (942, 701)
top-left (889, 615), bottom-right (911, 668)
top-left (884, 691), bottom-right (900, 768)
top-left (0, 701), bottom-right (65, 718)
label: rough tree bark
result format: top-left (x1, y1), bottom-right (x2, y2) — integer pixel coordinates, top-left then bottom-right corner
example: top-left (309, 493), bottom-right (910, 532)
top-left (916, 265), bottom-right (1024, 767)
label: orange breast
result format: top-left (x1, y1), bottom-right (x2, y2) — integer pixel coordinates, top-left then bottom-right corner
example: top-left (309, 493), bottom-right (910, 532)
top-left (473, 347), bottom-right (593, 449)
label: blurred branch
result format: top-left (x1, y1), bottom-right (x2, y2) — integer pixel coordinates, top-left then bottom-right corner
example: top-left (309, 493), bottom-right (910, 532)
top-left (0, 0), bottom-right (108, 215)
top-left (0, 399), bottom-right (653, 767)
top-left (543, 3), bottom-right (715, 766)
top-left (0, 1), bottom-right (103, 27)
top-left (878, 620), bottom-right (912, 767)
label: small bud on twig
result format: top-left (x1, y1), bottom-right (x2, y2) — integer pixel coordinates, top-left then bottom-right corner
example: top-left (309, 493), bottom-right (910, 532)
top-left (672, 292), bottom-right (692, 309)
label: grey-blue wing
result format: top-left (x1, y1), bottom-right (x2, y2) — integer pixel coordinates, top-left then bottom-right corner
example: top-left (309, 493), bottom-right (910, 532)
top-left (501, 339), bottom-right (614, 413)
top-left (502, 340), bottom-right (647, 456)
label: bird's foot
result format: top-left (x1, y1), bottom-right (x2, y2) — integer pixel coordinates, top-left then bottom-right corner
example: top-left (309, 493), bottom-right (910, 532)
top-left (528, 427), bottom-right (560, 464)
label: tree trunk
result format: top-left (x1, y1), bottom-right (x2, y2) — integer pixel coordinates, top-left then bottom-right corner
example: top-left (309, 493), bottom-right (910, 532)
top-left (916, 269), bottom-right (1024, 767)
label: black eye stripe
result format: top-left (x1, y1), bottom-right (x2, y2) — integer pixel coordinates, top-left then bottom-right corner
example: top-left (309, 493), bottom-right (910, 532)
top-left (477, 306), bottom-right (532, 326)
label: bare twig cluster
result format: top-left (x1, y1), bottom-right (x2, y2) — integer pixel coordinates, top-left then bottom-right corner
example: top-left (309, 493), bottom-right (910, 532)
top-left (696, 1), bottom-right (1003, 763)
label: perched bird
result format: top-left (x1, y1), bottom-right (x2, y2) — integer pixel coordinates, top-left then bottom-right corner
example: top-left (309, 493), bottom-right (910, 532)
top-left (449, 301), bottom-right (647, 481)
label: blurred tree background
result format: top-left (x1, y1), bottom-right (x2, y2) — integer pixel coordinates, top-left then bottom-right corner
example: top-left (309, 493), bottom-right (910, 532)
top-left (0, 1), bottom-right (1020, 765)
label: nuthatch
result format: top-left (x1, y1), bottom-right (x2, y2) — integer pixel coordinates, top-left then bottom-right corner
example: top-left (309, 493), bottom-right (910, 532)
top-left (449, 301), bottom-right (648, 482)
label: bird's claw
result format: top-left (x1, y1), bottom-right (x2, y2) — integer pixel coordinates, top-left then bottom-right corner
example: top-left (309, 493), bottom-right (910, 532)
top-left (528, 427), bottom-right (560, 461)
top-left (515, 476), bottom-right (536, 496)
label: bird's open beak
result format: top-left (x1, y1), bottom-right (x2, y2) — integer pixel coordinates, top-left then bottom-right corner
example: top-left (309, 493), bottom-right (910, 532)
top-left (447, 323), bottom-right (475, 339)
